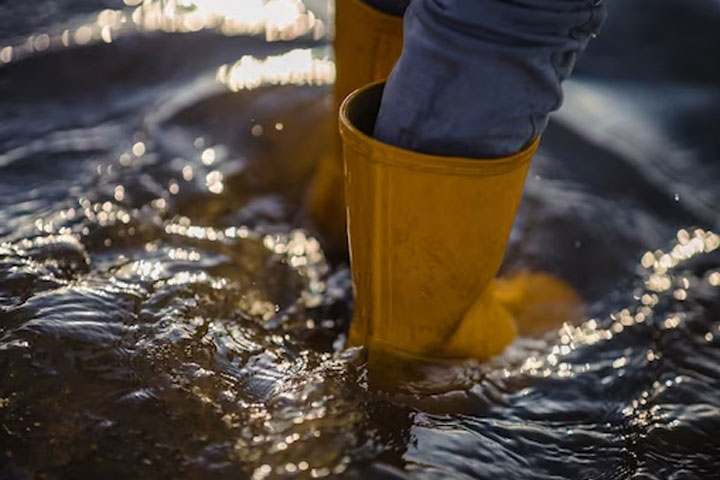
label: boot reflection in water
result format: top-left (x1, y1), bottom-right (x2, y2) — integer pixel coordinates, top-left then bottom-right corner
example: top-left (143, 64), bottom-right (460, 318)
top-left (311, 0), bottom-right (606, 364)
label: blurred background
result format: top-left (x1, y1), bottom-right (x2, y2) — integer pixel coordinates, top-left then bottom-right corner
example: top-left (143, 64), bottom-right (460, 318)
top-left (1, 0), bottom-right (720, 479)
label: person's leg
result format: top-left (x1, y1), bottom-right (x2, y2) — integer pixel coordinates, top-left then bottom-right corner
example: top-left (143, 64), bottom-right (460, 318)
top-left (375, 0), bottom-right (606, 158)
top-left (306, 0), bottom-right (403, 255)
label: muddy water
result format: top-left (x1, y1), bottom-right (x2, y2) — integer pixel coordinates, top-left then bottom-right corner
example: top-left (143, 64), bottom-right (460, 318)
top-left (1, 0), bottom-right (720, 479)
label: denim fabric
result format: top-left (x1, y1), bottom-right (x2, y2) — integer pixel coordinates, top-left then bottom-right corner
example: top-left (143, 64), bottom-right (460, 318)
top-left (371, 0), bottom-right (606, 158)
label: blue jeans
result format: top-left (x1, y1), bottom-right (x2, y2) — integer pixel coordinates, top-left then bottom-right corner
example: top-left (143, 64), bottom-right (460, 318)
top-left (362, 0), bottom-right (606, 158)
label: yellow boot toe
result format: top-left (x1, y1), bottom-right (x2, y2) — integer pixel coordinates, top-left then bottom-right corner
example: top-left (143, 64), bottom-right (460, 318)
top-left (493, 270), bottom-right (584, 337)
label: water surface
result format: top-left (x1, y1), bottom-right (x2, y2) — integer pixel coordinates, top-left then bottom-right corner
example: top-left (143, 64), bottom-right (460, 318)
top-left (1, 0), bottom-right (720, 478)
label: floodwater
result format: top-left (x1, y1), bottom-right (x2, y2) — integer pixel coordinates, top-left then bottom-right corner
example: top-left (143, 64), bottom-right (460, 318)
top-left (1, 0), bottom-right (720, 478)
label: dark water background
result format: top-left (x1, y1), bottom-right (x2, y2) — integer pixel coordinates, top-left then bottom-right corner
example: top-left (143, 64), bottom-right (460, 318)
top-left (1, 0), bottom-right (720, 478)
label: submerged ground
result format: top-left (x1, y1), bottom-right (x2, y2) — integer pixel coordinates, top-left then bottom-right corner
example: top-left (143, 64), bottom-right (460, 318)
top-left (1, 0), bottom-right (720, 478)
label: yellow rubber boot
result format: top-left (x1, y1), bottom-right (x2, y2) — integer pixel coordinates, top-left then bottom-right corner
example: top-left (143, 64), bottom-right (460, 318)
top-left (340, 82), bottom-right (582, 362)
top-left (307, 0), bottom-right (403, 255)
top-left (492, 270), bottom-right (583, 338)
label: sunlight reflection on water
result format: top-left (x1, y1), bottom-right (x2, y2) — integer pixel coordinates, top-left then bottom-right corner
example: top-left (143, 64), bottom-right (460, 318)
top-left (0, 0), bottom-right (328, 66)
top-left (217, 49), bottom-right (334, 91)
